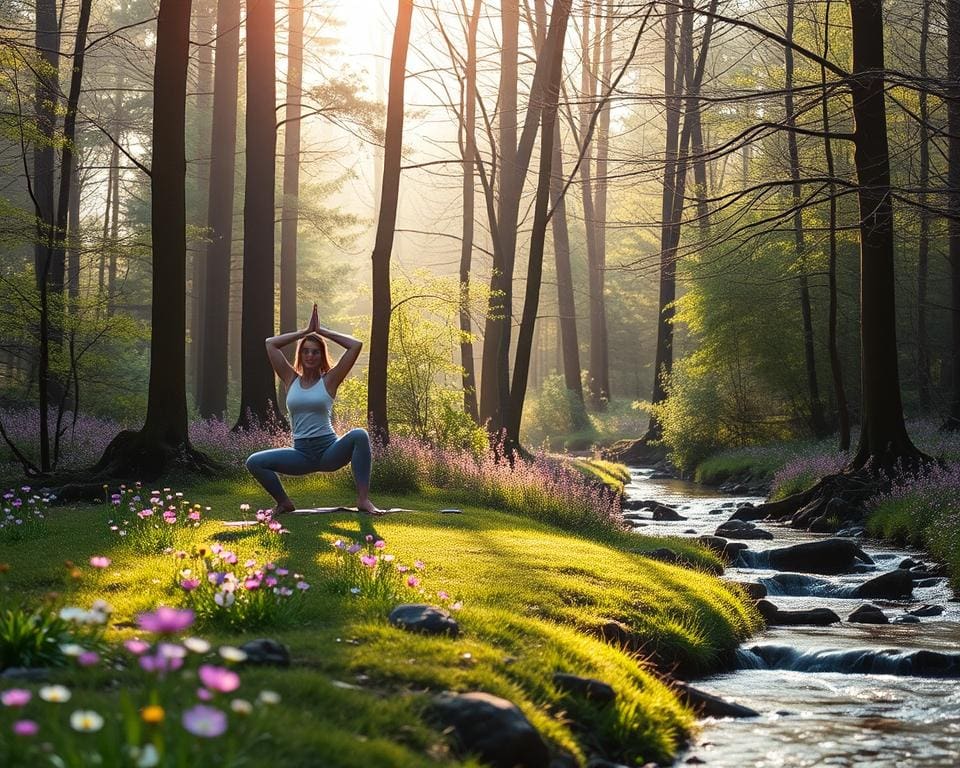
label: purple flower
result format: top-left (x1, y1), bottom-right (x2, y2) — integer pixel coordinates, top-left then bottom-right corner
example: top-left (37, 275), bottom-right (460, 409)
top-left (180, 578), bottom-right (200, 592)
top-left (12, 719), bottom-right (39, 736)
top-left (89, 556), bottom-right (111, 568)
top-left (125, 639), bottom-right (151, 655)
top-left (296, 581), bottom-right (310, 591)
top-left (406, 576), bottom-right (420, 588)
top-left (198, 665), bottom-right (241, 694)
top-left (182, 704), bottom-right (228, 738)
top-left (1, 689), bottom-right (31, 707)
top-left (360, 555), bottom-right (377, 568)
top-left (243, 578), bottom-right (261, 591)
top-left (77, 651), bottom-right (100, 667)
top-left (136, 606), bottom-right (195, 635)
top-left (346, 544), bottom-right (362, 555)
top-left (374, 540), bottom-right (386, 550)
top-left (139, 653), bottom-right (184, 675)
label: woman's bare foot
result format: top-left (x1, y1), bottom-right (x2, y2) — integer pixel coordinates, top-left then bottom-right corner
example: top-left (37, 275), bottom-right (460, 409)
top-left (357, 499), bottom-right (383, 516)
top-left (273, 499), bottom-right (296, 515)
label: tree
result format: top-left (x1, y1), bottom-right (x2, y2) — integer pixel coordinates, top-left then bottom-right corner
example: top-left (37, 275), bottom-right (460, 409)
top-left (946, 0), bottom-right (960, 430)
top-left (235, 0), bottom-right (283, 429)
top-left (279, 0), bottom-right (304, 342)
top-left (197, 0), bottom-right (241, 420)
top-left (368, 0), bottom-right (415, 441)
top-left (94, 0), bottom-right (214, 479)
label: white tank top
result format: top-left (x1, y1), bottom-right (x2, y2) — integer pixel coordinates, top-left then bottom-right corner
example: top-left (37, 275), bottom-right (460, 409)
top-left (286, 377), bottom-right (336, 439)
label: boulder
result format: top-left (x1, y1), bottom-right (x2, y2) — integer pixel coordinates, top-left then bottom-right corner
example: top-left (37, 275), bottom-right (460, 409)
top-left (696, 536), bottom-right (747, 562)
top-left (651, 506), bottom-right (687, 521)
top-left (899, 558), bottom-right (921, 570)
top-left (430, 692), bottom-right (550, 768)
top-left (853, 569), bottom-right (914, 600)
top-left (729, 505), bottom-right (770, 522)
top-left (907, 604), bottom-right (944, 618)
top-left (847, 604), bottom-right (888, 624)
top-left (672, 681), bottom-right (759, 718)
top-left (730, 581), bottom-right (767, 600)
top-left (764, 538), bottom-right (871, 575)
top-left (389, 604), bottom-right (459, 637)
top-left (552, 673), bottom-right (616, 705)
top-left (239, 638), bottom-right (291, 667)
top-left (756, 599), bottom-right (841, 626)
top-left (715, 522), bottom-right (774, 540)
top-left (914, 577), bottom-right (944, 589)
top-left (893, 615), bottom-right (922, 624)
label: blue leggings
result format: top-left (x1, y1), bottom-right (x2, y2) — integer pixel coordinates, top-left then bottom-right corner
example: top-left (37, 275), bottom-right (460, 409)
top-left (245, 429), bottom-right (372, 503)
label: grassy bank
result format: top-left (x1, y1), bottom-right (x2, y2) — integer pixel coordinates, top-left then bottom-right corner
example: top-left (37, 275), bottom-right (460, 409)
top-left (691, 422), bottom-right (960, 589)
top-left (0, 465), bottom-right (757, 767)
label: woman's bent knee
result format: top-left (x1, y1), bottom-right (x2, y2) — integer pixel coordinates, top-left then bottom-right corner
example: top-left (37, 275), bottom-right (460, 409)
top-left (346, 427), bottom-right (370, 445)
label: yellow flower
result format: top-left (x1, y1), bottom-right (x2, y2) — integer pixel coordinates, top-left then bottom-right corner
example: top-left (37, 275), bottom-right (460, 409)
top-left (141, 705), bottom-right (165, 724)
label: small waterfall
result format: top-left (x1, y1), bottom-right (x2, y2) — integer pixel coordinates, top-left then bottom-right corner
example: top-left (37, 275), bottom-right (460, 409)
top-left (738, 644), bottom-right (960, 678)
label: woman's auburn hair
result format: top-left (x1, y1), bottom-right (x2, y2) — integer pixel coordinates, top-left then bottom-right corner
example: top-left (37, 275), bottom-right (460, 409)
top-left (294, 333), bottom-right (332, 376)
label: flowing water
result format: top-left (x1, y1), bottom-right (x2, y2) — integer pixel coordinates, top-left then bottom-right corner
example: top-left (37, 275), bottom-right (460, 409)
top-left (622, 468), bottom-right (960, 767)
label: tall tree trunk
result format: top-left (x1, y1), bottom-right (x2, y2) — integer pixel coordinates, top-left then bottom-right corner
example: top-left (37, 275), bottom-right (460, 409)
top-left (94, 0), bottom-right (216, 480)
top-left (579, 0), bottom-right (605, 409)
top-left (591, 0), bottom-right (613, 407)
top-left (821, 0), bottom-right (850, 450)
top-left (236, 0), bottom-right (282, 429)
top-left (279, 0), bottom-right (303, 341)
top-left (107, 135), bottom-right (120, 316)
top-left (98, 161), bottom-right (112, 297)
top-left (644, 1), bottom-right (682, 441)
top-left (550, 127), bottom-right (586, 409)
top-left (67, 155), bottom-right (81, 301)
top-left (367, 0), bottom-right (414, 441)
top-left (916, 0), bottom-right (931, 412)
top-left (459, 0), bottom-right (481, 423)
top-left (197, 0), bottom-right (241, 420)
top-left (507, 0), bottom-right (571, 446)
top-left (785, 0), bottom-right (827, 437)
top-left (33, 0), bottom-right (59, 292)
top-left (479, 0), bottom-right (520, 430)
top-left (190, 0), bottom-right (215, 403)
top-left (944, 0), bottom-right (960, 430)
top-left (847, 0), bottom-right (921, 468)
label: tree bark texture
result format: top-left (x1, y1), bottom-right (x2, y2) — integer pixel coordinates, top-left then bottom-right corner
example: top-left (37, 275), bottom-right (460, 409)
top-left (785, 0), bottom-right (827, 437)
top-left (197, 0), bottom-right (241, 420)
top-left (507, 0), bottom-right (571, 446)
top-left (236, 0), bottom-right (282, 429)
top-left (279, 0), bottom-right (304, 339)
top-left (367, 0), bottom-right (414, 441)
top-left (946, 0), bottom-right (960, 428)
top-left (847, 0), bottom-right (920, 467)
top-left (33, 0), bottom-right (59, 293)
top-left (459, 0), bottom-right (482, 424)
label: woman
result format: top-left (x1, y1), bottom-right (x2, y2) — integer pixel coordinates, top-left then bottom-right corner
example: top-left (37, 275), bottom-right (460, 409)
top-left (245, 304), bottom-right (381, 515)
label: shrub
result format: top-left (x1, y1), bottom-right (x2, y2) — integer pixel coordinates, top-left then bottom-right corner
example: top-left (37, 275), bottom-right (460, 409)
top-left (0, 486), bottom-right (53, 542)
top-left (522, 375), bottom-right (593, 448)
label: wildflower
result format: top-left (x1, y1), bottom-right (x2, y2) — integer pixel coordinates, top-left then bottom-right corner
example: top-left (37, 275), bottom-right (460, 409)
top-left (1, 689), bottom-right (31, 707)
top-left (158, 643), bottom-right (187, 660)
top-left (60, 643), bottom-right (85, 657)
top-left (451, 601), bottom-right (464, 611)
top-left (124, 639), bottom-right (151, 655)
top-left (360, 555), bottom-right (377, 568)
top-left (199, 665), bottom-right (241, 693)
top-left (13, 719), bottom-right (39, 736)
top-left (374, 539), bottom-right (386, 550)
top-left (296, 581), bottom-right (310, 591)
top-left (77, 651), bottom-right (100, 667)
top-left (133, 744), bottom-right (160, 768)
top-left (383, 554), bottom-right (395, 562)
top-left (406, 575), bottom-right (420, 588)
top-left (257, 690), bottom-right (281, 705)
top-left (350, 587), bottom-right (361, 595)
top-left (230, 698), bottom-right (253, 715)
top-left (218, 646), bottom-right (248, 663)
top-left (182, 704), bottom-right (228, 738)
top-left (332, 539), bottom-right (345, 550)
top-left (438, 590), bottom-right (450, 601)
top-left (414, 560), bottom-right (425, 570)
top-left (214, 591), bottom-right (235, 607)
top-left (139, 653), bottom-right (183, 675)
top-left (89, 556), bottom-right (111, 568)
top-left (183, 637), bottom-right (211, 654)
top-left (137, 606), bottom-right (195, 634)
top-left (244, 577), bottom-right (261, 590)
top-left (70, 710), bottom-right (105, 732)
top-left (276, 567), bottom-right (289, 576)
top-left (180, 578), bottom-right (201, 591)
top-left (141, 705), bottom-right (165, 724)
top-left (365, 534), bottom-right (373, 542)
top-left (39, 685), bottom-right (71, 703)
top-left (239, 503), bottom-right (250, 511)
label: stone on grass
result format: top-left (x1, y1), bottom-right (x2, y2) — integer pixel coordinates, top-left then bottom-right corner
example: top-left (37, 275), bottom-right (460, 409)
top-left (389, 604), bottom-right (459, 637)
top-left (239, 638), bottom-right (291, 667)
top-left (552, 673), bottom-right (616, 704)
top-left (847, 604), bottom-right (888, 624)
top-left (430, 691), bottom-right (549, 768)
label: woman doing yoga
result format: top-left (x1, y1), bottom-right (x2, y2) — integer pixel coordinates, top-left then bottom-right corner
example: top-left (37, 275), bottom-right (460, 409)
top-left (245, 304), bottom-right (381, 515)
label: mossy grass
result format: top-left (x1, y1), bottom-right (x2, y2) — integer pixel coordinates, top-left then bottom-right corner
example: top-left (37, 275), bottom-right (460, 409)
top-left (559, 456), bottom-right (631, 493)
top-left (0, 473), bottom-right (759, 767)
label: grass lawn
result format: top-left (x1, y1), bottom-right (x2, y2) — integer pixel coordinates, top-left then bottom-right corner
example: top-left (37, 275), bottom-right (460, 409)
top-left (0, 472), bottom-right (759, 767)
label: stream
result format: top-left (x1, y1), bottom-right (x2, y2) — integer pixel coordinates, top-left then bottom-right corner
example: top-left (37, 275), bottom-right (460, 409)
top-left (622, 467), bottom-right (960, 767)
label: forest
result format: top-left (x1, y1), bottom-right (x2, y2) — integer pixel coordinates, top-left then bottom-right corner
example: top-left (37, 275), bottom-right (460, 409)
top-left (0, 1), bottom-right (958, 767)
